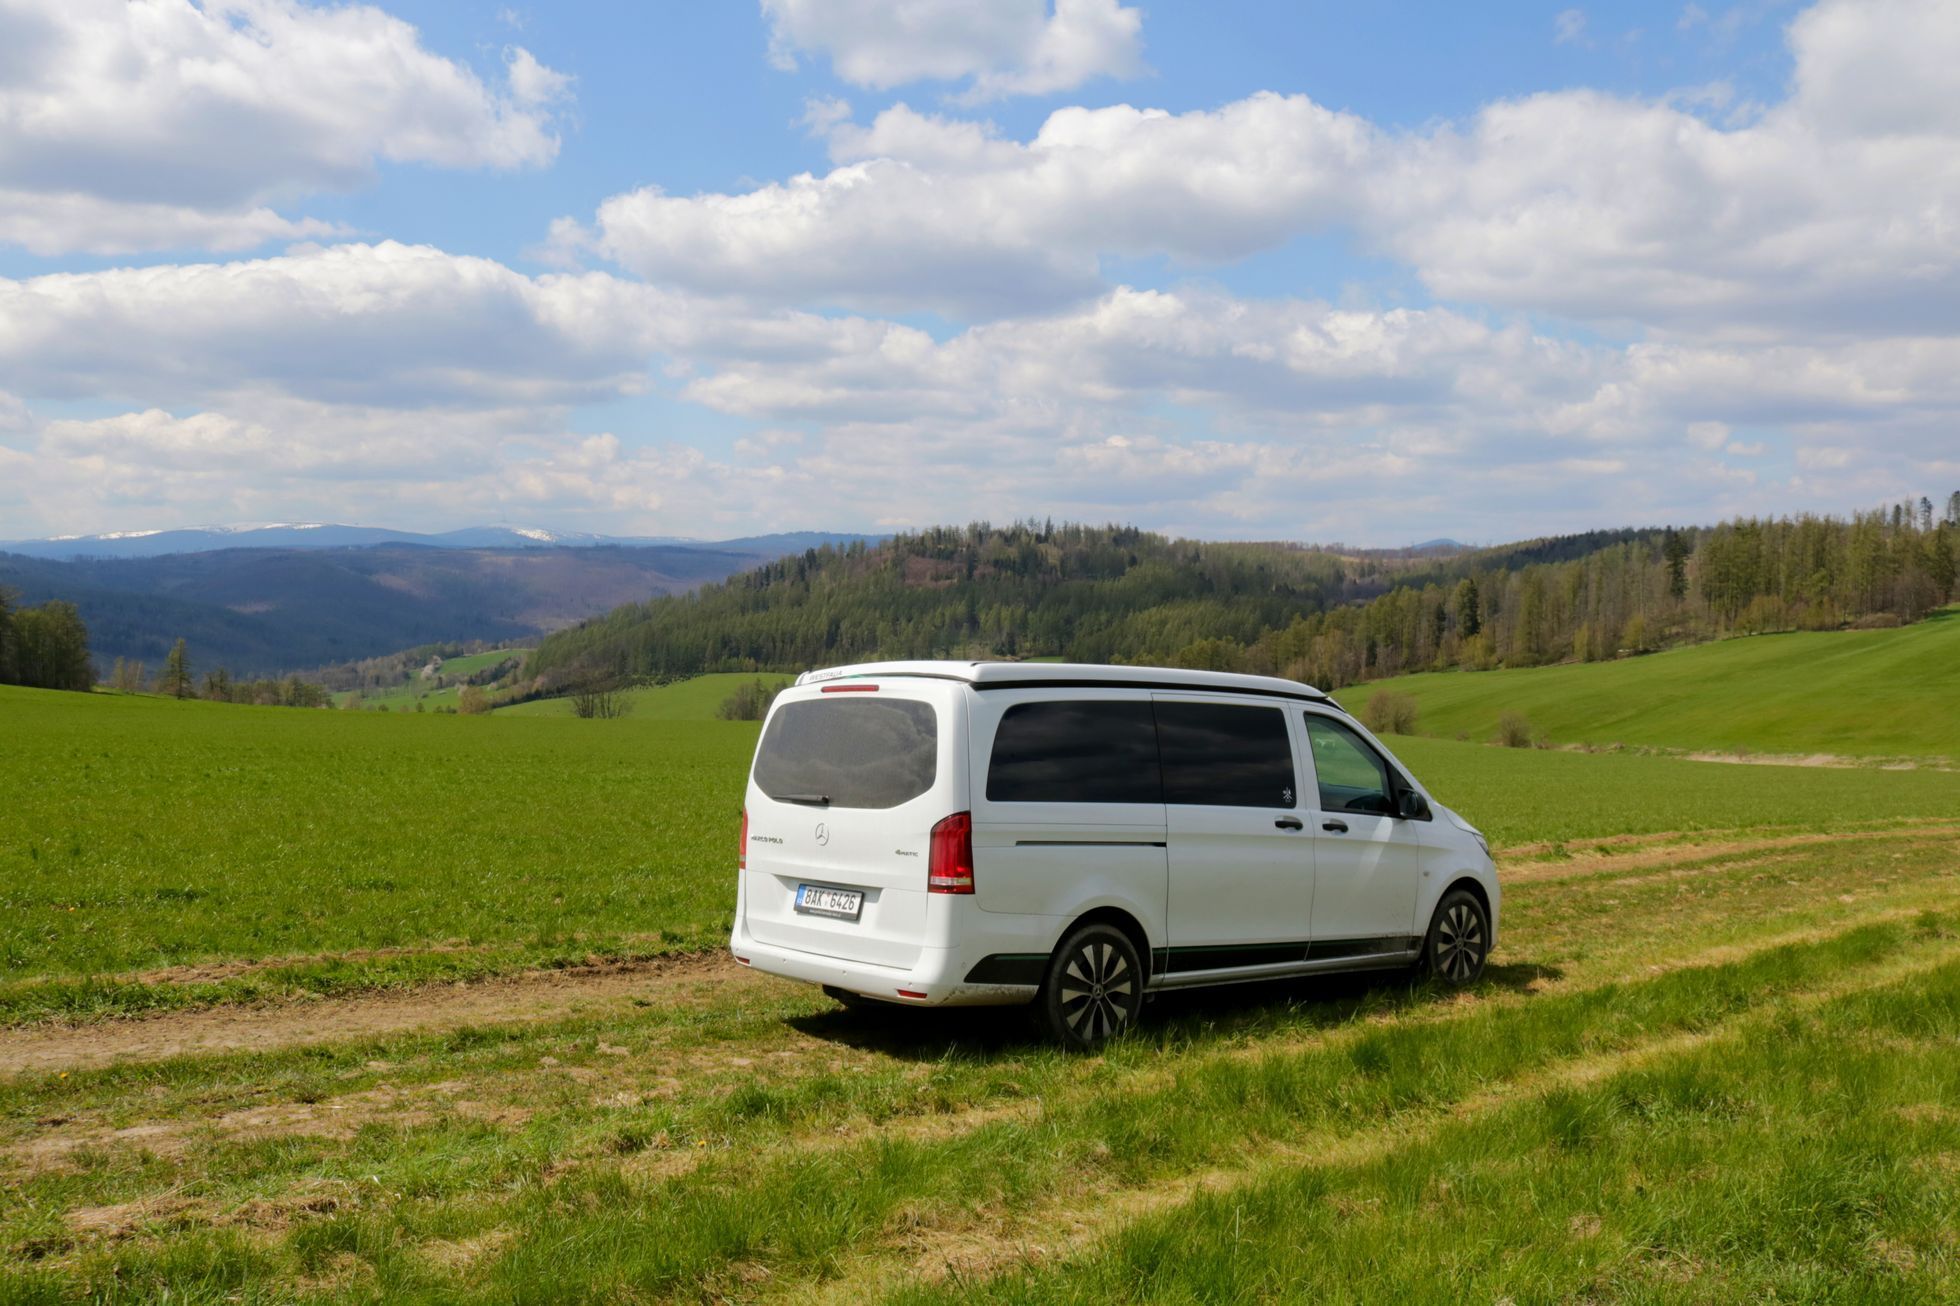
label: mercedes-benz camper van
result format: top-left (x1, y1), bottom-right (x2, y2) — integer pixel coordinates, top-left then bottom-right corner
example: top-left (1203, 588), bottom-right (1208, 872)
top-left (731, 661), bottom-right (1498, 1048)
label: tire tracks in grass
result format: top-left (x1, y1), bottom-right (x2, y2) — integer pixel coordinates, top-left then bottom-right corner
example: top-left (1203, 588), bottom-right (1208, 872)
top-left (19, 903), bottom-right (1922, 1225)
top-left (0, 935), bottom-right (734, 1030)
top-left (451, 916), bottom-right (1946, 1301)
top-left (7, 891), bottom-right (1952, 1292)
top-left (7, 837), bottom-right (1952, 1198)
top-left (0, 950), bottom-right (755, 1078)
top-left (1497, 817), bottom-right (1960, 883)
top-left (789, 934), bottom-right (1960, 1304)
top-left (10, 822), bottom-right (1951, 1078)
top-left (3, 833), bottom-right (1950, 1254)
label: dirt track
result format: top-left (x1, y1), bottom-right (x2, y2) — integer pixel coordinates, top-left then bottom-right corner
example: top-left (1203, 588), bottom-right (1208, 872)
top-left (0, 953), bottom-right (755, 1077)
top-left (5, 821), bottom-right (1953, 1080)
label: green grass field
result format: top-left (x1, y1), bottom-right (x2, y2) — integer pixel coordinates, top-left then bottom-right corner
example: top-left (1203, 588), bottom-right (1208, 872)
top-left (3, 815), bottom-right (1955, 1299)
top-left (7, 683), bottom-right (1959, 1012)
top-left (1353, 606), bottom-right (1960, 759)
top-left (1, 687), bottom-right (750, 1020)
top-left (495, 671), bottom-right (794, 719)
top-left (4, 640), bottom-right (1958, 1300)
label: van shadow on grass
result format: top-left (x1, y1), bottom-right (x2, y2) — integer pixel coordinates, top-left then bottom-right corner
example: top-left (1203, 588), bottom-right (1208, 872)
top-left (786, 959), bottom-right (1559, 1063)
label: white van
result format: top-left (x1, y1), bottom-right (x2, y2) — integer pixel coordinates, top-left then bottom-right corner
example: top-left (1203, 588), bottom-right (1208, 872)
top-left (730, 661), bottom-right (1498, 1048)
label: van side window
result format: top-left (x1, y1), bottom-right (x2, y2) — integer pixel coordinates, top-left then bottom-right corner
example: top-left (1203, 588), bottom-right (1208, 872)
top-left (1303, 714), bottom-right (1394, 815)
top-left (1155, 701), bottom-right (1297, 808)
top-left (987, 701), bottom-right (1163, 803)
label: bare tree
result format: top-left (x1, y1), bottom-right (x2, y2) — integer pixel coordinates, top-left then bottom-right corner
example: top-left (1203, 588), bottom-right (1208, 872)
top-left (717, 678), bottom-right (782, 721)
top-left (571, 676), bottom-right (634, 719)
top-left (1362, 689), bottom-right (1419, 735)
top-left (113, 656), bottom-right (147, 693)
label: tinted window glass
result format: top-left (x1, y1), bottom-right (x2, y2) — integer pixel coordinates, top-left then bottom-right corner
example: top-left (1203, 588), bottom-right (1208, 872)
top-left (1155, 701), bottom-right (1297, 808)
top-left (987, 701), bottom-right (1162, 804)
top-left (1303, 714), bottom-right (1393, 815)
top-left (754, 697), bottom-right (937, 809)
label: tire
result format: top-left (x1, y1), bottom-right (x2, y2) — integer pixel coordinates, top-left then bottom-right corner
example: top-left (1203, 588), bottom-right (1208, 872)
top-left (1039, 923), bottom-right (1144, 1050)
top-left (1419, 888), bottom-right (1489, 986)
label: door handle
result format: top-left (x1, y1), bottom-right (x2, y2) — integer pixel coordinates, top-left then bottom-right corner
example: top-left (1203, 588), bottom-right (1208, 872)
top-left (1321, 819), bottom-right (1349, 834)
top-left (1274, 815), bottom-right (1304, 831)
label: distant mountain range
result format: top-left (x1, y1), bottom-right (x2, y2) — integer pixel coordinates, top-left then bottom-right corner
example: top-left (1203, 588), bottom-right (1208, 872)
top-left (0, 523), bottom-right (876, 562)
top-left (0, 532), bottom-right (881, 676)
top-left (0, 520), bottom-right (1479, 680)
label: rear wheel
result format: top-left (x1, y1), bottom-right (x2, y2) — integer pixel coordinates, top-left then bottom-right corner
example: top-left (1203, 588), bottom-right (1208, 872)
top-left (1039, 923), bottom-right (1143, 1050)
top-left (1419, 888), bottom-right (1489, 985)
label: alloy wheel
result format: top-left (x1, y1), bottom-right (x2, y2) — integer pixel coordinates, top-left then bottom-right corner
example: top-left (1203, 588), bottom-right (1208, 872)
top-left (1057, 939), bottom-right (1135, 1042)
top-left (1434, 901), bottom-right (1485, 982)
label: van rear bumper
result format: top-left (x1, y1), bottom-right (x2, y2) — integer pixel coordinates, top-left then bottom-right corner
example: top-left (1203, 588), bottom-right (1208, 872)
top-left (729, 919), bottom-right (1037, 1008)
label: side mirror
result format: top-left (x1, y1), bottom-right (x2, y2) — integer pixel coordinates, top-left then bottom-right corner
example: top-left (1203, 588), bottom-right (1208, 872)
top-left (1396, 790), bottom-right (1431, 821)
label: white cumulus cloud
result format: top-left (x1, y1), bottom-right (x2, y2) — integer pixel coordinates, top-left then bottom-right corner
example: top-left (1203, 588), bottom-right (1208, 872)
top-left (0, 0), bottom-right (573, 255)
top-left (760, 0), bottom-right (1143, 101)
top-left (0, 242), bottom-right (668, 409)
top-left (574, 0), bottom-right (1959, 337)
top-left (581, 95), bottom-right (1375, 315)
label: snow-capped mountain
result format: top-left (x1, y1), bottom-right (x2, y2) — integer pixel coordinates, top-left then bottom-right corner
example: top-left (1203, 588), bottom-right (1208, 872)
top-left (0, 523), bottom-right (872, 561)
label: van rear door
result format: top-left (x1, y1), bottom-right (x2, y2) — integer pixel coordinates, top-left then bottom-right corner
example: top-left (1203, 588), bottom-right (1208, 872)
top-left (742, 681), bottom-right (965, 970)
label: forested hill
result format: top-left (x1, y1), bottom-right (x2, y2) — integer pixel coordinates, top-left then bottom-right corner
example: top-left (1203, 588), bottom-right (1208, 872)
top-left (526, 505), bottom-right (1959, 693)
top-left (527, 524), bottom-right (1360, 684)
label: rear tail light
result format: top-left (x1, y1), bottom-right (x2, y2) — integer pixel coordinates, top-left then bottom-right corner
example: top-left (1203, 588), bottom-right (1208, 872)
top-left (738, 807), bottom-right (748, 870)
top-left (820, 683), bottom-right (879, 693)
top-left (927, 811), bottom-right (974, 894)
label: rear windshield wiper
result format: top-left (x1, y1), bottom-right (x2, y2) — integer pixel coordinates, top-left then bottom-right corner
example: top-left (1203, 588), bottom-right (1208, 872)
top-left (774, 793), bottom-right (832, 807)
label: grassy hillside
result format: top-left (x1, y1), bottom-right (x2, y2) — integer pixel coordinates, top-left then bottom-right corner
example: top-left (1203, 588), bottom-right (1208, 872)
top-left (340, 648), bottom-right (531, 710)
top-left (1356, 607), bottom-right (1960, 759)
top-left (426, 648), bottom-right (530, 679)
top-left (496, 671), bottom-right (792, 719)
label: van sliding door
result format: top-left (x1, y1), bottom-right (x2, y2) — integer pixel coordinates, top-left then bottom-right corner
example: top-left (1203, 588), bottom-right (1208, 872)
top-left (1155, 696), bottom-right (1314, 974)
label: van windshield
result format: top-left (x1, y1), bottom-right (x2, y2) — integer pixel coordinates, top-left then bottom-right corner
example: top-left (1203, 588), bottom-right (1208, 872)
top-left (753, 696), bottom-right (939, 809)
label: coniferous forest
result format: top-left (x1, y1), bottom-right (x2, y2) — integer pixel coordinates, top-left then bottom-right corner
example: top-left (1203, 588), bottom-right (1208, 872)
top-left (0, 593), bottom-right (94, 692)
top-left (525, 498), bottom-right (1959, 694)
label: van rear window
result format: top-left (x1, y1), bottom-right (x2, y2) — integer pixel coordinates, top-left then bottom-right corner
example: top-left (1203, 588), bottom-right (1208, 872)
top-left (753, 697), bottom-right (938, 809)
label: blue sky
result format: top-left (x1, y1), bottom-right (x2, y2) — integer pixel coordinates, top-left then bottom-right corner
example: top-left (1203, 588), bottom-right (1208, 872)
top-left (0, 0), bottom-right (1953, 544)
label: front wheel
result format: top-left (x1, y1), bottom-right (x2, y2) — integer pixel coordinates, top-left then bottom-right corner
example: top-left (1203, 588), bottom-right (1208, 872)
top-left (1419, 888), bottom-right (1489, 985)
top-left (1039, 923), bottom-right (1143, 1050)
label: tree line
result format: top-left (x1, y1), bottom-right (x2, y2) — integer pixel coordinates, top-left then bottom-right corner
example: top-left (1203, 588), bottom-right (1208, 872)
top-left (527, 502), bottom-right (1958, 693)
top-left (110, 638), bottom-right (333, 706)
top-left (0, 593), bottom-right (93, 692)
top-left (1162, 500), bottom-right (1958, 689)
top-left (0, 592), bottom-right (334, 706)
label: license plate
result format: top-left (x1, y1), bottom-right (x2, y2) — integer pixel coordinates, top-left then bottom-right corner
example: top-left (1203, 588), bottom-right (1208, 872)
top-left (794, 884), bottom-right (864, 920)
